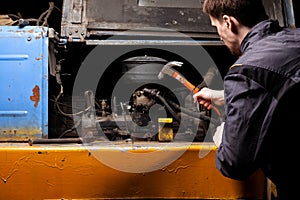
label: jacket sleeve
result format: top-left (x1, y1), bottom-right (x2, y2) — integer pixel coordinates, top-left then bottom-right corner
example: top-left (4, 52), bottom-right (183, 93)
top-left (216, 71), bottom-right (273, 180)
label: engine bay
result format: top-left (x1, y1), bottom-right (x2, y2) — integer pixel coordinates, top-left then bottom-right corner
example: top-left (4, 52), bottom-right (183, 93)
top-left (48, 44), bottom-right (232, 143)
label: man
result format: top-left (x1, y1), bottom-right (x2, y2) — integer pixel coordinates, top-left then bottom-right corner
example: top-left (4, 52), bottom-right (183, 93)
top-left (193, 0), bottom-right (300, 199)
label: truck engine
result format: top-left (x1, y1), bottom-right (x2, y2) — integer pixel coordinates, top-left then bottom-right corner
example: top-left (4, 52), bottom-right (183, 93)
top-left (0, 0), bottom-right (295, 144)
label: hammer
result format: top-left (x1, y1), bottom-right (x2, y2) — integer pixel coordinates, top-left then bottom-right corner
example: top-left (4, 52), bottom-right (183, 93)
top-left (158, 61), bottom-right (201, 93)
top-left (158, 61), bottom-right (221, 117)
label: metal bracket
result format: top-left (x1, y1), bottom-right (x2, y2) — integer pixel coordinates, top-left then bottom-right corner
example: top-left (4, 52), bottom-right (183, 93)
top-left (60, 0), bottom-right (87, 41)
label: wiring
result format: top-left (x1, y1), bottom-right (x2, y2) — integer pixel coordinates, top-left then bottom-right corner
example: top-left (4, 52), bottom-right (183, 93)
top-left (6, 2), bottom-right (59, 27)
top-left (54, 85), bottom-right (92, 117)
top-left (37, 2), bottom-right (55, 26)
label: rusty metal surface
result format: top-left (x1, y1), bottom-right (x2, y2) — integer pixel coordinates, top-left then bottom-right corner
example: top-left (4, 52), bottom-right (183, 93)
top-left (0, 142), bottom-right (266, 199)
top-left (60, 0), bottom-right (216, 40)
top-left (60, 0), bottom-right (291, 42)
top-left (138, 0), bottom-right (203, 8)
top-left (85, 0), bottom-right (212, 32)
top-left (262, 0), bottom-right (285, 26)
top-left (0, 26), bottom-right (49, 139)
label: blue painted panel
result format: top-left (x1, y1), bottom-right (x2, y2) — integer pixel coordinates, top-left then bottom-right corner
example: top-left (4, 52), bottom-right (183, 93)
top-left (0, 26), bottom-right (48, 139)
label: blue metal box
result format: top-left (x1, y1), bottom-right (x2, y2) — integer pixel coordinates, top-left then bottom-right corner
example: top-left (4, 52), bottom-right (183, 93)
top-left (0, 26), bottom-right (48, 140)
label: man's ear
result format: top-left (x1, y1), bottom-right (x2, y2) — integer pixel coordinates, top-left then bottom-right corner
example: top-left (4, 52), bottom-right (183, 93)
top-left (222, 15), bottom-right (239, 34)
top-left (222, 15), bottom-right (231, 29)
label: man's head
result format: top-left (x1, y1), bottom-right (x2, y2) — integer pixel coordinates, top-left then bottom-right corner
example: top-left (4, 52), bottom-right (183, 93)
top-left (203, 0), bottom-right (268, 56)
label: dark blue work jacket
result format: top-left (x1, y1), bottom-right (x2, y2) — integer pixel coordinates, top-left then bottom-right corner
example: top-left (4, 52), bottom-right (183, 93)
top-left (217, 19), bottom-right (300, 198)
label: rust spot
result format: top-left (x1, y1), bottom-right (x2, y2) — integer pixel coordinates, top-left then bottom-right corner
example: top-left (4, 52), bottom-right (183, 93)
top-left (30, 85), bottom-right (40, 107)
top-left (35, 54), bottom-right (43, 60)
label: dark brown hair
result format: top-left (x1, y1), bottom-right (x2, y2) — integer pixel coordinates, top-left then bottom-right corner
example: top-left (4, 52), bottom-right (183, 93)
top-left (203, 0), bottom-right (269, 28)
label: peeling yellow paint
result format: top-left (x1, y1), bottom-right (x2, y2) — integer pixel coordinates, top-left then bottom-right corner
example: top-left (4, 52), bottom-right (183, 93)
top-left (0, 128), bottom-right (41, 136)
top-left (0, 143), bottom-right (266, 199)
top-left (163, 165), bottom-right (190, 173)
top-left (0, 155), bottom-right (32, 183)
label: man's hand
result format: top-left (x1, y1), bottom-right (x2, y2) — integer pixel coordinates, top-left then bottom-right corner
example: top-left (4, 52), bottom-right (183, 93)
top-left (193, 87), bottom-right (225, 110)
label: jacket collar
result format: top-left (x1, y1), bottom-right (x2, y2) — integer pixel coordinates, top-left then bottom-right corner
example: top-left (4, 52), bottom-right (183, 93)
top-left (240, 19), bottom-right (282, 53)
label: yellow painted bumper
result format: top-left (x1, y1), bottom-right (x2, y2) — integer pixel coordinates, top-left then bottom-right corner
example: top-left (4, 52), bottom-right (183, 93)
top-left (0, 142), bottom-right (266, 199)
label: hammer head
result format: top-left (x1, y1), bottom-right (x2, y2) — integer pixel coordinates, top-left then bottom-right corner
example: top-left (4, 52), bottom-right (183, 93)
top-left (158, 61), bottom-right (183, 80)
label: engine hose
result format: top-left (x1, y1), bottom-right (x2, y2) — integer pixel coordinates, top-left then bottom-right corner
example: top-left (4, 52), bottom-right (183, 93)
top-left (155, 93), bottom-right (180, 122)
top-left (168, 101), bottom-right (221, 125)
top-left (143, 88), bottom-right (217, 124)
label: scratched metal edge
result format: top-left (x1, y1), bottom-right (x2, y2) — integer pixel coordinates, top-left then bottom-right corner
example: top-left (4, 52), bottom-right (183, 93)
top-left (0, 142), bottom-right (216, 150)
